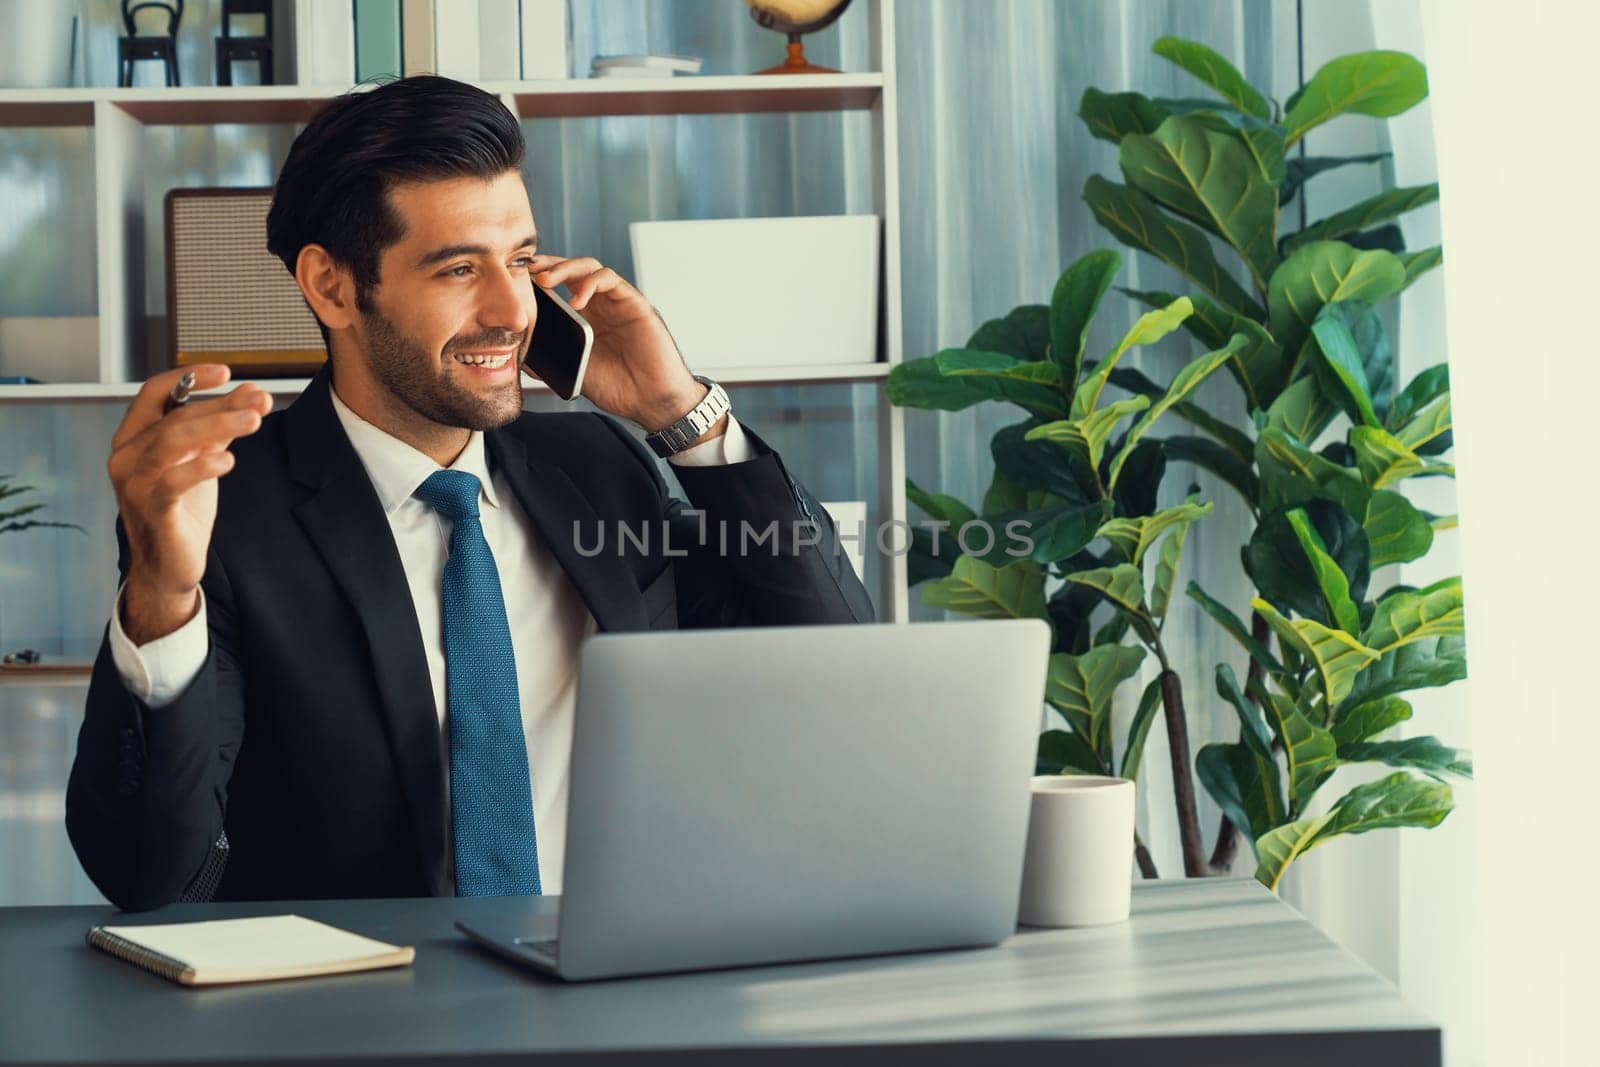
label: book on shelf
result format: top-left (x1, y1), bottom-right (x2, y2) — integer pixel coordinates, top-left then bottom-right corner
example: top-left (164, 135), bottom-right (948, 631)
top-left (353, 0), bottom-right (403, 82)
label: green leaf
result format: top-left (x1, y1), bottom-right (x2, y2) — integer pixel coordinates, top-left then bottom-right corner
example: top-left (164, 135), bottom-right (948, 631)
top-left (997, 500), bottom-right (1110, 564)
top-left (1097, 500), bottom-right (1214, 566)
top-left (1045, 644), bottom-right (1147, 762)
top-left (1394, 394), bottom-right (1451, 452)
top-left (1199, 741), bottom-right (1281, 848)
top-left (1037, 729), bottom-right (1106, 776)
top-left (1050, 249), bottom-right (1123, 388)
top-left (1151, 36), bottom-right (1272, 119)
top-left (1341, 634), bottom-right (1467, 713)
top-left (1265, 375), bottom-right (1339, 445)
top-left (905, 478), bottom-right (977, 528)
top-left (1282, 152), bottom-right (1390, 204)
top-left (1310, 304), bottom-right (1381, 427)
top-left (1333, 696), bottom-right (1413, 746)
top-left (1285, 184), bottom-right (1439, 253)
top-left (907, 525), bottom-right (957, 585)
top-left (1389, 364), bottom-right (1450, 432)
top-left (1250, 678), bottom-right (1338, 813)
top-left (936, 348), bottom-right (1064, 386)
top-left (1339, 737), bottom-right (1472, 779)
top-left (1027, 397), bottom-right (1151, 472)
top-left (922, 556), bottom-right (1047, 621)
top-left (1254, 812), bottom-right (1337, 890)
top-left (1398, 246), bottom-right (1443, 288)
top-left (990, 420), bottom-right (1094, 503)
top-left (1214, 665), bottom-right (1288, 825)
top-left (1318, 771), bottom-right (1454, 840)
top-left (1364, 488), bottom-right (1435, 567)
top-left (1079, 88), bottom-right (1170, 144)
top-left (1150, 519), bottom-right (1191, 618)
top-left (1072, 296), bottom-right (1194, 419)
top-left (1361, 577), bottom-right (1465, 656)
top-left (1254, 427), bottom-right (1369, 517)
top-left (1106, 335), bottom-right (1245, 489)
top-left (1161, 435), bottom-right (1259, 506)
top-left (1283, 50), bottom-right (1429, 146)
top-left (1315, 300), bottom-right (1395, 426)
top-left (887, 355), bottom-right (1068, 419)
top-left (967, 304), bottom-right (1052, 362)
top-left (1285, 507), bottom-right (1362, 634)
top-left (982, 466), bottom-right (1028, 516)
top-left (1350, 425), bottom-right (1452, 488)
top-left (1083, 176), bottom-right (1266, 319)
top-left (1253, 597), bottom-right (1380, 707)
top-left (1111, 439), bottom-right (1165, 518)
top-left (1187, 581), bottom-right (1284, 674)
top-left (1120, 116), bottom-right (1279, 289)
top-left (1119, 288), bottom-right (1284, 411)
top-left (1245, 500), bottom-right (1371, 631)
top-left (1120, 676), bottom-right (1166, 780)
top-left (1269, 242), bottom-right (1407, 388)
top-left (1067, 564), bottom-right (1148, 618)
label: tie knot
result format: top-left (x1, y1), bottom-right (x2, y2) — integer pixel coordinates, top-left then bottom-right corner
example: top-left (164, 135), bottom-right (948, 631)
top-left (415, 469), bottom-right (482, 522)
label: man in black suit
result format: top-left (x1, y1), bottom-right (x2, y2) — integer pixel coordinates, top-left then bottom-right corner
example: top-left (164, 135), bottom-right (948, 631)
top-left (67, 76), bottom-right (873, 912)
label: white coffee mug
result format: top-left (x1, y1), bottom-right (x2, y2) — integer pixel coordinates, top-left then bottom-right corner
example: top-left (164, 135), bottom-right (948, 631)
top-left (1017, 774), bottom-right (1136, 927)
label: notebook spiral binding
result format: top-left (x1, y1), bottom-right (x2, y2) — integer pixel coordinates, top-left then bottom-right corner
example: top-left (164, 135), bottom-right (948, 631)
top-left (86, 928), bottom-right (193, 984)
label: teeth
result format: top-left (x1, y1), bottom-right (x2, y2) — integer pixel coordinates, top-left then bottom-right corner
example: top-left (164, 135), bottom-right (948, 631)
top-left (454, 353), bottom-right (511, 368)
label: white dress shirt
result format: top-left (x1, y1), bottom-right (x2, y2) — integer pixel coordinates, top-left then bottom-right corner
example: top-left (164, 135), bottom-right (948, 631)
top-left (109, 385), bottom-right (752, 895)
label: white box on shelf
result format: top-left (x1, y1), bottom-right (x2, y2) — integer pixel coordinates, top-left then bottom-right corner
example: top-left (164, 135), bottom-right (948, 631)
top-left (820, 500), bottom-right (868, 582)
top-left (629, 215), bottom-right (880, 368)
top-left (434, 0), bottom-right (481, 79)
top-left (477, 0), bottom-right (522, 81)
top-left (0, 317), bottom-right (98, 383)
top-left (519, 0), bottom-right (569, 79)
top-left (294, 0), bottom-right (356, 85)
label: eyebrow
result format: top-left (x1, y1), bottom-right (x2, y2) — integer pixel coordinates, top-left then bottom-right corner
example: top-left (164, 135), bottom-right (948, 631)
top-left (414, 232), bottom-right (539, 270)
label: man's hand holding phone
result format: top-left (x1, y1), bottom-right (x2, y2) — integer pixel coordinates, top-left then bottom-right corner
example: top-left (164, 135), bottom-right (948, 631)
top-left (525, 254), bottom-right (724, 443)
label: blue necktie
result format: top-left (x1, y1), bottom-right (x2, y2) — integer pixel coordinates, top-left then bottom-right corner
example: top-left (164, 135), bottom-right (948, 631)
top-left (414, 469), bottom-right (541, 896)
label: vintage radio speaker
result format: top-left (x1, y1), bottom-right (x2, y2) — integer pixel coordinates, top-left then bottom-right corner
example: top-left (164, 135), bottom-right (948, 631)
top-left (165, 187), bottom-right (326, 376)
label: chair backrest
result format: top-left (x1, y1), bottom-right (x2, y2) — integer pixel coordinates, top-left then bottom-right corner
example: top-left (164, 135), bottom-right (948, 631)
top-left (122, 0), bottom-right (183, 37)
top-left (221, 0), bottom-right (273, 38)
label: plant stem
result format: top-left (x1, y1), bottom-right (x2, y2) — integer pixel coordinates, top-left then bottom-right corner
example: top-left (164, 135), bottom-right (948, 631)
top-left (1209, 611), bottom-right (1276, 872)
top-left (1134, 832), bottom-right (1159, 879)
top-left (1153, 646), bottom-right (1207, 878)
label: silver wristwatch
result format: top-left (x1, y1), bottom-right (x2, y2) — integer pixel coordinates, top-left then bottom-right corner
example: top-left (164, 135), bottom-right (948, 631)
top-left (644, 375), bottom-right (732, 458)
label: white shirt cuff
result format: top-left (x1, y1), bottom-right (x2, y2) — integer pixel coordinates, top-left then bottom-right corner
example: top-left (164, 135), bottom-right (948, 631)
top-left (666, 412), bottom-right (755, 467)
top-left (108, 581), bottom-right (209, 708)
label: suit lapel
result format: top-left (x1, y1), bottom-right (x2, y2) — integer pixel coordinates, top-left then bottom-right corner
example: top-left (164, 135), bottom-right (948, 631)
top-left (283, 370), bottom-right (449, 894)
top-left (487, 428), bottom-right (647, 633)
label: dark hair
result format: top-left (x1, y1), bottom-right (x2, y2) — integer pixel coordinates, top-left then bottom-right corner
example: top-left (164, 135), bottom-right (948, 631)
top-left (265, 76), bottom-right (525, 342)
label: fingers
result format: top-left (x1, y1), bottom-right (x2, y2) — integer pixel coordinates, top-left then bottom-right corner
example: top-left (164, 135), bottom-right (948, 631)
top-left (147, 450), bottom-right (237, 510)
top-left (113, 364), bottom-right (235, 449)
top-left (109, 384), bottom-right (271, 497)
top-left (533, 256), bottom-right (601, 291)
top-left (566, 267), bottom-right (622, 310)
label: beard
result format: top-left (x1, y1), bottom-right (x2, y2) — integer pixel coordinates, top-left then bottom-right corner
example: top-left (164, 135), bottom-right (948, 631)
top-left (358, 302), bottom-right (528, 432)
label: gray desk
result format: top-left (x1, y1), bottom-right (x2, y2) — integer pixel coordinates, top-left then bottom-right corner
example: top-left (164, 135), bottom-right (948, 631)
top-left (0, 878), bottom-right (1438, 1066)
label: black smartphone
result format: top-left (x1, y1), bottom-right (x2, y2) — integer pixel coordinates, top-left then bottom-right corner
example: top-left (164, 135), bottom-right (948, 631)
top-left (522, 281), bottom-right (594, 401)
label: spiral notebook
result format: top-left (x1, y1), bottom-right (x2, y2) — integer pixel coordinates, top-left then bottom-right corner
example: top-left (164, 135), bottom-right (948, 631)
top-left (87, 914), bottom-right (415, 987)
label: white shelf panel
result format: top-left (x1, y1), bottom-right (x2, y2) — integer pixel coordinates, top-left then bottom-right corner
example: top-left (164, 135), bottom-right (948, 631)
top-left (0, 74), bottom-right (884, 128)
top-left (0, 363), bottom-right (890, 402)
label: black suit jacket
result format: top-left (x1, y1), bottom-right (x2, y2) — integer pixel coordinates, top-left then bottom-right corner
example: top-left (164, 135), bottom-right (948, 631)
top-left (67, 369), bottom-right (874, 911)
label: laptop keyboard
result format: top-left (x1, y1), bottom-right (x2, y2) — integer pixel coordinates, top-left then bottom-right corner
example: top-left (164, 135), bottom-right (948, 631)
top-left (514, 937), bottom-right (559, 963)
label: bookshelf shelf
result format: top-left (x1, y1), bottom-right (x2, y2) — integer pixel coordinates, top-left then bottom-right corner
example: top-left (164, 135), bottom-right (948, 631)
top-left (0, 363), bottom-right (891, 402)
top-left (0, 74), bottom-right (883, 129)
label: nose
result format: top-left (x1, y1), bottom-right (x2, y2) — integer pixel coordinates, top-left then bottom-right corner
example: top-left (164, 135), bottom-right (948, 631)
top-left (478, 263), bottom-right (533, 338)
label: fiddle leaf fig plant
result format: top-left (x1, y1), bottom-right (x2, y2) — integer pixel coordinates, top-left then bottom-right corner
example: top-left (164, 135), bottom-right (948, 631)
top-left (889, 248), bottom-right (1246, 878)
top-left (1078, 36), bottom-right (1469, 888)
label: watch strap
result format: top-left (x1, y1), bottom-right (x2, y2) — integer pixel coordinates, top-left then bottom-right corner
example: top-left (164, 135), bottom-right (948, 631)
top-left (644, 375), bottom-right (732, 458)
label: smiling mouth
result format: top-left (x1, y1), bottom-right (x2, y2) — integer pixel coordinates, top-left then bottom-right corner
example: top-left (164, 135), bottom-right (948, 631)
top-left (452, 351), bottom-right (516, 368)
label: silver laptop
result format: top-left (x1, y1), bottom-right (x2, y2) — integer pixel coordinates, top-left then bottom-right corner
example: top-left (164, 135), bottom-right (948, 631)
top-left (456, 617), bottom-right (1050, 981)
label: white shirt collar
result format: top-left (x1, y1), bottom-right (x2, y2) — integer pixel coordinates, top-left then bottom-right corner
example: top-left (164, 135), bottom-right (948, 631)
top-left (328, 383), bottom-right (502, 516)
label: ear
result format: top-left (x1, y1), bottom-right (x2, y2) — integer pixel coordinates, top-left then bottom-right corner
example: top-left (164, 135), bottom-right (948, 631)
top-left (295, 244), bottom-right (360, 332)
